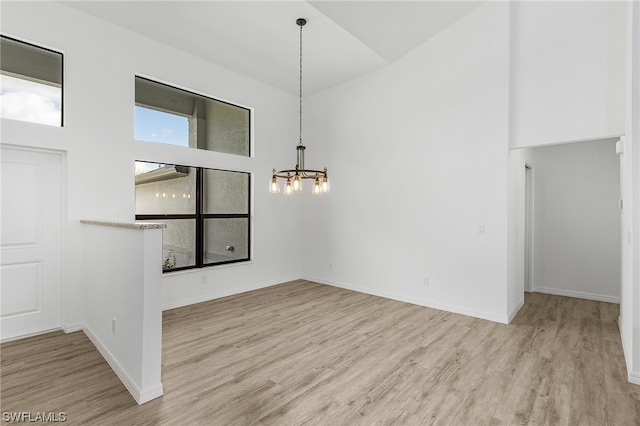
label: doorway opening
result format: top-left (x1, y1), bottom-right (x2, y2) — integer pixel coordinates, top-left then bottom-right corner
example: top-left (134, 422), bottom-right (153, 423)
top-left (516, 137), bottom-right (621, 304)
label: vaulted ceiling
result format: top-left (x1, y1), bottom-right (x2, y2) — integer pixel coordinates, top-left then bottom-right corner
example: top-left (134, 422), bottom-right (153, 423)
top-left (63, 1), bottom-right (482, 95)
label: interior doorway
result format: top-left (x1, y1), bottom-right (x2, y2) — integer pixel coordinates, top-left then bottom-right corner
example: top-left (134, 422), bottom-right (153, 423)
top-left (517, 138), bottom-right (620, 303)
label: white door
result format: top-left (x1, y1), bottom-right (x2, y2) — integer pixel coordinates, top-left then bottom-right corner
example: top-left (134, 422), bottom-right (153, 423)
top-left (1, 146), bottom-right (63, 341)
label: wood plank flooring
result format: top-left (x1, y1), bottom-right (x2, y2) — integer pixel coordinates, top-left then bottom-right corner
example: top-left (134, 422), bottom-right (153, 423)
top-left (2, 280), bottom-right (639, 425)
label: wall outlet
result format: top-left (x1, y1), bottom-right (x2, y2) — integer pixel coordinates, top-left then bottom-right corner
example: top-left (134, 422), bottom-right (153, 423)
top-left (423, 277), bottom-right (429, 286)
top-left (111, 317), bottom-right (116, 334)
top-left (202, 275), bottom-right (207, 284)
top-left (329, 262), bottom-right (333, 270)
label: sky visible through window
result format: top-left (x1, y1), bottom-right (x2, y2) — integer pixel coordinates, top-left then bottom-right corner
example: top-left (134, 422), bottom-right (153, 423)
top-left (134, 106), bottom-right (188, 147)
top-left (0, 74), bottom-right (61, 126)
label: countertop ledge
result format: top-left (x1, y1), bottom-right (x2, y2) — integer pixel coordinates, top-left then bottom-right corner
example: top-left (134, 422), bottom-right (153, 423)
top-left (80, 220), bottom-right (167, 230)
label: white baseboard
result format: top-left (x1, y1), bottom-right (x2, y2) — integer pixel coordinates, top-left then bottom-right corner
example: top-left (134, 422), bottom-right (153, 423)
top-left (532, 286), bottom-right (620, 304)
top-left (507, 298), bottom-right (525, 323)
top-left (83, 326), bottom-right (163, 405)
top-left (138, 383), bottom-right (164, 404)
top-left (62, 322), bottom-right (84, 333)
top-left (0, 327), bottom-right (62, 343)
top-left (303, 275), bottom-right (510, 324)
top-left (162, 276), bottom-right (299, 311)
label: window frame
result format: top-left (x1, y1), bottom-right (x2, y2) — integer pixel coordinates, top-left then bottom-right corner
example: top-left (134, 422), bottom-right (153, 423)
top-left (135, 162), bottom-right (251, 272)
top-left (0, 34), bottom-right (64, 127)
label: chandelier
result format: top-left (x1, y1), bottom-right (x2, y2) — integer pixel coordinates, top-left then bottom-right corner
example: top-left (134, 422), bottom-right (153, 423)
top-left (269, 18), bottom-right (330, 195)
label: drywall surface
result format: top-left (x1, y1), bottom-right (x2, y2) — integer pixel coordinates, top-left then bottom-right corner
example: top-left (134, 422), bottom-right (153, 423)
top-left (82, 223), bottom-right (163, 403)
top-left (302, 2), bottom-right (511, 322)
top-left (619, 0), bottom-right (640, 385)
top-left (510, 1), bottom-right (626, 148)
top-left (507, 149), bottom-right (526, 320)
top-left (0, 2), bottom-right (303, 320)
top-left (525, 140), bottom-right (621, 302)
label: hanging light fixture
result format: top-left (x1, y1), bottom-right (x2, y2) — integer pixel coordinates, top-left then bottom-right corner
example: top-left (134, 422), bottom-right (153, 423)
top-left (269, 18), bottom-right (330, 195)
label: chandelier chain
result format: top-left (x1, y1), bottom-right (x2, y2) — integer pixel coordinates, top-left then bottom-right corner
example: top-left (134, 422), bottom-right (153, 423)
top-left (299, 22), bottom-right (303, 146)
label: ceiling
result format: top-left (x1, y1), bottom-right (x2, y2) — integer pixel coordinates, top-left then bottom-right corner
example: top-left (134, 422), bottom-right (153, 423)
top-left (62, 1), bottom-right (482, 95)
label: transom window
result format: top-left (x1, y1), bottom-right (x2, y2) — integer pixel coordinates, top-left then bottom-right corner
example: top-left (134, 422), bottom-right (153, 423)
top-left (134, 76), bottom-right (250, 157)
top-left (135, 161), bottom-right (251, 271)
top-left (0, 35), bottom-right (62, 126)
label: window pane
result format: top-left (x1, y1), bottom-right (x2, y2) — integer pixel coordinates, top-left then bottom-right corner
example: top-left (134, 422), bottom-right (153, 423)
top-left (203, 169), bottom-right (249, 214)
top-left (139, 219), bottom-right (196, 271)
top-left (135, 162), bottom-right (196, 214)
top-left (0, 74), bottom-right (61, 126)
top-left (134, 106), bottom-right (188, 147)
top-left (204, 218), bottom-right (249, 264)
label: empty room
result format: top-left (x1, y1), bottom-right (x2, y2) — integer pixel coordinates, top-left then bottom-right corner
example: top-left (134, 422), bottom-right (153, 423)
top-left (1, 0), bottom-right (640, 424)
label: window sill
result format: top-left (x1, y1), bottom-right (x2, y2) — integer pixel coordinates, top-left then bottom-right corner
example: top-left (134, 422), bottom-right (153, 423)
top-left (162, 260), bottom-right (254, 277)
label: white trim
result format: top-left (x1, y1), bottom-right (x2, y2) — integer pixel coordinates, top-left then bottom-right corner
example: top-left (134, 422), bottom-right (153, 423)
top-left (508, 298), bottom-right (525, 323)
top-left (138, 383), bottom-right (165, 404)
top-left (303, 276), bottom-right (510, 324)
top-left (62, 322), bottom-right (84, 333)
top-left (629, 370), bottom-right (640, 386)
top-left (162, 276), bottom-right (299, 311)
top-left (83, 326), bottom-right (163, 405)
top-left (532, 286), bottom-right (620, 304)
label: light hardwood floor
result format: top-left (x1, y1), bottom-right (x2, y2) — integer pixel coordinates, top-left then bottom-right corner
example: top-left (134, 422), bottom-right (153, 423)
top-left (2, 280), bottom-right (639, 425)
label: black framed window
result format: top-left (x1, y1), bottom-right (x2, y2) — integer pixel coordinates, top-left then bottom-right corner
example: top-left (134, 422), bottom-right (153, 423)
top-left (135, 161), bottom-right (250, 272)
top-left (1, 35), bottom-right (63, 126)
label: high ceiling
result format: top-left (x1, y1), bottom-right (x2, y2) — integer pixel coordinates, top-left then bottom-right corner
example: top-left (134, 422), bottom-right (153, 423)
top-left (62, 1), bottom-right (482, 95)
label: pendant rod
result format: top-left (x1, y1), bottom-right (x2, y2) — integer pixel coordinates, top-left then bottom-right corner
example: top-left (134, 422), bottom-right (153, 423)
top-left (298, 18), bottom-right (304, 147)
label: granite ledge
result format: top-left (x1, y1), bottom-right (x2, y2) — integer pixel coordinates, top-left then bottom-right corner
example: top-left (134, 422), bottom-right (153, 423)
top-left (80, 220), bottom-right (167, 230)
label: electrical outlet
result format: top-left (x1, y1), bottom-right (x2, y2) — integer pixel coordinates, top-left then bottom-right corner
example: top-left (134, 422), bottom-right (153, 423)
top-left (202, 275), bottom-right (207, 284)
top-left (112, 318), bottom-right (116, 334)
top-left (423, 277), bottom-right (429, 286)
top-left (329, 262), bottom-right (333, 270)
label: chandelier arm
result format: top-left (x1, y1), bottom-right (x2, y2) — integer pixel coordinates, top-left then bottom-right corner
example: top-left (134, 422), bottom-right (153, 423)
top-left (273, 169), bottom-right (327, 179)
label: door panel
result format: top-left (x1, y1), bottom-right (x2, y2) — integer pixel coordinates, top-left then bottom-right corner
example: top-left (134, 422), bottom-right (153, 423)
top-left (1, 146), bottom-right (62, 340)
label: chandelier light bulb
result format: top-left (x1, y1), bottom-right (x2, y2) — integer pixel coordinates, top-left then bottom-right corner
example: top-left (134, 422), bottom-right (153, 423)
top-left (284, 179), bottom-right (293, 195)
top-left (321, 176), bottom-right (330, 192)
top-left (312, 178), bottom-right (321, 195)
top-left (269, 176), bottom-right (280, 193)
top-left (292, 174), bottom-right (302, 191)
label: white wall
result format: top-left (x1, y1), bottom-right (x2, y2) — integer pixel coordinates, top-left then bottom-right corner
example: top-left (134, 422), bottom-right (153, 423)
top-left (82, 222), bottom-right (164, 404)
top-left (619, 0), bottom-right (640, 386)
top-left (509, 1), bottom-right (626, 148)
top-left (524, 139), bottom-right (620, 303)
top-left (1, 2), bottom-right (303, 321)
top-left (302, 2), bottom-right (512, 323)
top-left (507, 149), bottom-right (526, 318)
